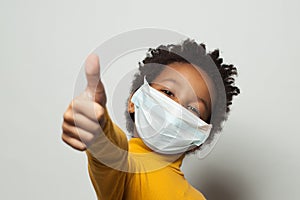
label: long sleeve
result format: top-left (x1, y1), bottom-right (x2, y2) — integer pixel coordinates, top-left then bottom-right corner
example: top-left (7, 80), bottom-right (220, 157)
top-left (86, 108), bottom-right (129, 200)
top-left (85, 109), bottom-right (206, 200)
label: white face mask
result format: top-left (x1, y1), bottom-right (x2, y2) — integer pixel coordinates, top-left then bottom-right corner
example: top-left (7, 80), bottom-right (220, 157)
top-left (131, 77), bottom-right (212, 155)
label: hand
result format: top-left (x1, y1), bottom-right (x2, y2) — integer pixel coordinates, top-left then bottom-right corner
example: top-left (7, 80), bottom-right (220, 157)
top-left (62, 54), bottom-right (107, 151)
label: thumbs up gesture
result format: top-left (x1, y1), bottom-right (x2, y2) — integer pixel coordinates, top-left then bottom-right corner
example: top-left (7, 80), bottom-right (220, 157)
top-left (62, 54), bottom-right (107, 151)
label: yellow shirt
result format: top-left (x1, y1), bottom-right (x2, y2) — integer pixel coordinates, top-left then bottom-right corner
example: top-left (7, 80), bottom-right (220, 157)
top-left (86, 110), bottom-right (206, 200)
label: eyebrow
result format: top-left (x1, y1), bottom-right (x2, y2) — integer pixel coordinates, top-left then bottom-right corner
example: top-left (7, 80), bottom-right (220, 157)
top-left (156, 78), bottom-right (210, 112)
top-left (158, 78), bottom-right (177, 84)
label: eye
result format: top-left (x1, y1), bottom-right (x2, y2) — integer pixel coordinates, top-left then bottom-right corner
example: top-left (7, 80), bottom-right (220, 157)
top-left (187, 105), bottom-right (201, 118)
top-left (160, 89), bottom-right (175, 98)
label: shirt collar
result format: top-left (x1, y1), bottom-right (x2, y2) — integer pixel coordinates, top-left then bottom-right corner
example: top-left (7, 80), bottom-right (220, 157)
top-left (128, 138), bottom-right (185, 173)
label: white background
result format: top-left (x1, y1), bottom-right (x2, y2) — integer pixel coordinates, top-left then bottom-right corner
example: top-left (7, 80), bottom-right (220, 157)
top-left (1, 0), bottom-right (300, 199)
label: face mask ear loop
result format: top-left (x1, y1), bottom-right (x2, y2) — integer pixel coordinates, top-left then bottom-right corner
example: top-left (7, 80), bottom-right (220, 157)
top-left (143, 75), bottom-right (148, 84)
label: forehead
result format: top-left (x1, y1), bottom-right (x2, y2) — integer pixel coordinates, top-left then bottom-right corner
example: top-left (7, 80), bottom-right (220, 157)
top-left (152, 62), bottom-right (210, 91)
top-left (164, 62), bottom-right (203, 78)
top-left (152, 62), bottom-right (213, 103)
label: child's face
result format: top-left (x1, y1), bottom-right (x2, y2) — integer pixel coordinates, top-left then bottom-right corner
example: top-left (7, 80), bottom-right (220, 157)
top-left (150, 62), bottom-right (212, 122)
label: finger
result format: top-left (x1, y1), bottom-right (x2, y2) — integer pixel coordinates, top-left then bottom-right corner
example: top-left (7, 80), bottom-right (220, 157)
top-left (85, 54), bottom-right (100, 90)
top-left (62, 132), bottom-right (87, 151)
top-left (63, 107), bottom-right (75, 126)
top-left (72, 99), bottom-right (105, 123)
top-left (85, 54), bottom-right (106, 106)
top-left (73, 113), bottom-right (103, 135)
top-left (62, 121), bottom-right (95, 144)
top-left (63, 100), bottom-right (99, 126)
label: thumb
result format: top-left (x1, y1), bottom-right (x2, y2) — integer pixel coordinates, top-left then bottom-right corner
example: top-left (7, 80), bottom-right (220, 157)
top-left (84, 54), bottom-right (106, 106)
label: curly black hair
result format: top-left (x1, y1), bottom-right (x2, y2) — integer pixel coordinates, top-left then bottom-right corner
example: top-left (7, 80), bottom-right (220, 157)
top-left (124, 38), bottom-right (240, 149)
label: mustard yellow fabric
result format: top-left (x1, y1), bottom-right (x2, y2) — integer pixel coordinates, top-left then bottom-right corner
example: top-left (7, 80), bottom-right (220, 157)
top-left (86, 109), bottom-right (206, 200)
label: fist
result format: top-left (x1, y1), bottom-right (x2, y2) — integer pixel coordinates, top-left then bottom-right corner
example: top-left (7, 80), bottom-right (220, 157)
top-left (62, 54), bottom-right (107, 151)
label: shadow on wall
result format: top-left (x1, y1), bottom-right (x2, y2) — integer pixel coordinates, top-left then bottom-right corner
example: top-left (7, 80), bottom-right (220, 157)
top-left (192, 166), bottom-right (250, 200)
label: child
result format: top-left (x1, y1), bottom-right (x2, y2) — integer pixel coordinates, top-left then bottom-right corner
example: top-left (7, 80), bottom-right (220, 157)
top-left (62, 39), bottom-right (240, 199)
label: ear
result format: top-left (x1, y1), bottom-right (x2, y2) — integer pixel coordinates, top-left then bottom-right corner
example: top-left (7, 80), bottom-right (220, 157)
top-left (127, 93), bottom-right (135, 113)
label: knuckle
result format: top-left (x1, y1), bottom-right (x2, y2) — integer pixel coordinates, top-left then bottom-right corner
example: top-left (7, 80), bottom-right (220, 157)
top-left (61, 122), bottom-right (69, 133)
top-left (62, 123), bottom-right (77, 138)
top-left (61, 133), bottom-right (69, 144)
top-left (63, 110), bottom-right (73, 122)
